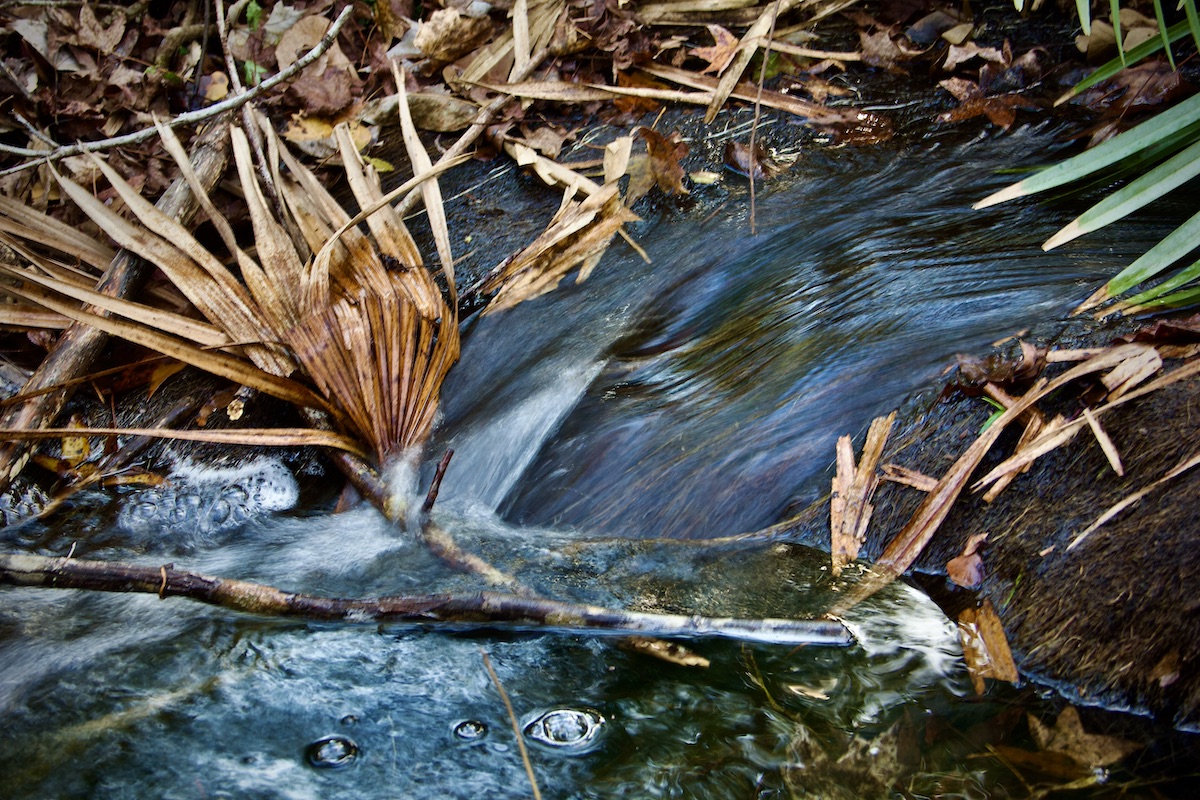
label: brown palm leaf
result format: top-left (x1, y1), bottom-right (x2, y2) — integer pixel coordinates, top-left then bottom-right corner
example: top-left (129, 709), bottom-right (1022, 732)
top-left (0, 102), bottom-right (459, 467)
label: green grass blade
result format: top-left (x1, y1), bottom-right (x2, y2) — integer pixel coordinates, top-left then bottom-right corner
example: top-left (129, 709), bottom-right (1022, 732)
top-left (1076, 0), bottom-right (1092, 35)
top-left (1124, 281), bottom-right (1200, 313)
top-left (1111, 0), bottom-right (1126, 65)
top-left (1120, 255), bottom-right (1200, 307)
top-left (1186, 0), bottom-right (1200, 50)
top-left (1043, 137), bottom-right (1200, 249)
top-left (1107, 208), bottom-right (1200, 296)
top-left (1057, 19), bottom-right (1192, 103)
top-left (975, 91), bottom-right (1200, 208)
top-left (1153, 0), bottom-right (1176, 69)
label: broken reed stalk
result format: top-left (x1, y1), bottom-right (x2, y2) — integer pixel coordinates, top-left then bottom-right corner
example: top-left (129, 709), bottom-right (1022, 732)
top-left (394, 46), bottom-right (550, 218)
top-left (831, 345), bottom-right (1161, 615)
top-left (0, 119), bottom-right (231, 491)
top-left (482, 651), bottom-right (543, 800)
top-left (0, 552), bottom-right (853, 647)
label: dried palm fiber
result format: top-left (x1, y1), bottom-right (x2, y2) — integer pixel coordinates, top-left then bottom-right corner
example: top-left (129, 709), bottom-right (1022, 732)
top-left (0, 108), bottom-right (458, 468)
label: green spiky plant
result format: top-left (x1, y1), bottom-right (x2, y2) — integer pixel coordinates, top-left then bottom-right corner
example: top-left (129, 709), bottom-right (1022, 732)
top-left (981, 0), bottom-right (1200, 316)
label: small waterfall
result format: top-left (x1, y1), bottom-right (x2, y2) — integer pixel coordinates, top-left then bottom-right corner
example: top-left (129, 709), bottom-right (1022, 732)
top-left (435, 362), bottom-right (603, 513)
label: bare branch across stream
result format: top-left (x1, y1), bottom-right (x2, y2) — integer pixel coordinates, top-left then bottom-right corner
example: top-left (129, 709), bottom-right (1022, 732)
top-left (0, 552), bottom-right (853, 647)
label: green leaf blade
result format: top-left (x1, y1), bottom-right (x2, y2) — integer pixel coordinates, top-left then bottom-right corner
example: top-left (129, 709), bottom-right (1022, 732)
top-left (1106, 208), bottom-right (1200, 297)
top-left (975, 92), bottom-right (1200, 208)
top-left (1043, 137), bottom-right (1200, 249)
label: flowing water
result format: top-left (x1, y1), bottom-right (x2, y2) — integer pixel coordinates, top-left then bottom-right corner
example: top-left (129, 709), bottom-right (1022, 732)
top-left (0, 129), bottom-right (1190, 797)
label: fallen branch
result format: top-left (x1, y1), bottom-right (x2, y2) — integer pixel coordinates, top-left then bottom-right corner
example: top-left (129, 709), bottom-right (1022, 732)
top-left (0, 552), bottom-right (854, 647)
top-left (0, 5), bottom-right (354, 173)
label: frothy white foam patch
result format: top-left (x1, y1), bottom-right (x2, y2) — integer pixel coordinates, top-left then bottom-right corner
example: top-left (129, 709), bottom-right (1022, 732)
top-left (118, 457), bottom-right (299, 542)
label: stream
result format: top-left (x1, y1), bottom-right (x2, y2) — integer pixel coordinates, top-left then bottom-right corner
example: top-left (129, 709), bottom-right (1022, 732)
top-left (0, 127), bottom-right (1191, 797)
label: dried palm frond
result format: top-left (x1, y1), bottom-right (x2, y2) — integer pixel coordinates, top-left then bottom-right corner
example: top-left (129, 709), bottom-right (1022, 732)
top-left (478, 140), bottom-right (640, 315)
top-left (0, 100), bottom-right (460, 468)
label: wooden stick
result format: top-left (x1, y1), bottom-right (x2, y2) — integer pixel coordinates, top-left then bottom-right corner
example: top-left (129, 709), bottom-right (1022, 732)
top-left (0, 552), bottom-right (854, 646)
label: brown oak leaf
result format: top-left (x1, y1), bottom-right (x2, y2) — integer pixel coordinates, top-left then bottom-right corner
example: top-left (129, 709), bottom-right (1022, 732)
top-left (73, 1), bottom-right (126, 53)
top-left (693, 24), bottom-right (740, 75)
top-left (637, 127), bottom-right (688, 195)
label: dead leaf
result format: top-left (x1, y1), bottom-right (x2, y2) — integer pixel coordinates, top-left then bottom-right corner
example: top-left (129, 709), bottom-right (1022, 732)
top-left (693, 24), bottom-right (740, 75)
top-left (72, 1), bottom-right (126, 53)
top-left (516, 124), bottom-right (575, 160)
top-left (989, 744), bottom-right (1093, 781)
top-left (906, 10), bottom-right (964, 46)
top-left (937, 90), bottom-right (1039, 130)
top-left (201, 71), bottom-right (230, 103)
top-left (946, 532), bottom-right (987, 588)
top-left (407, 93), bottom-right (478, 132)
top-left (282, 115), bottom-right (372, 159)
top-left (723, 140), bottom-right (781, 180)
top-left (637, 127), bottom-right (689, 196)
top-left (603, 136), bottom-right (633, 184)
top-left (287, 65), bottom-right (356, 116)
top-left (1027, 706), bottom-right (1142, 769)
top-left (942, 42), bottom-right (1007, 72)
top-left (1150, 650), bottom-right (1181, 688)
top-left (859, 29), bottom-right (920, 72)
top-left (1076, 19), bottom-right (1117, 61)
top-left (147, 361), bottom-right (186, 398)
top-left (415, 9), bottom-right (493, 63)
top-left (276, 15), bottom-right (348, 71)
top-left (958, 599), bottom-right (1018, 694)
top-left (953, 341), bottom-right (1045, 387)
top-left (60, 415), bottom-right (91, 467)
top-left (941, 22), bottom-right (974, 46)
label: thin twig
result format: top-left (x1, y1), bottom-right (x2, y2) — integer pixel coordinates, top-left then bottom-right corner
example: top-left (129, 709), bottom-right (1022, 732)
top-left (421, 449), bottom-right (454, 516)
top-left (0, 5), bottom-right (354, 174)
top-left (11, 112), bottom-right (59, 149)
top-left (215, 0), bottom-right (278, 208)
top-left (748, 2), bottom-right (780, 235)
top-left (482, 651), bottom-right (543, 800)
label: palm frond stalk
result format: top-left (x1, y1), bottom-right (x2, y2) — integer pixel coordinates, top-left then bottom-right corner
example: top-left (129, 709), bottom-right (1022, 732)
top-left (0, 106), bottom-right (459, 478)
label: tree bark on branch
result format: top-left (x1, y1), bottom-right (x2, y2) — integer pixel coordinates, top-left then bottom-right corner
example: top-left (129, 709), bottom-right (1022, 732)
top-left (0, 552), bottom-right (853, 647)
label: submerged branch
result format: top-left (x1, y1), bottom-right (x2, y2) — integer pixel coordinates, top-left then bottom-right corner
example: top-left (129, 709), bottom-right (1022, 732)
top-left (0, 553), bottom-right (853, 647)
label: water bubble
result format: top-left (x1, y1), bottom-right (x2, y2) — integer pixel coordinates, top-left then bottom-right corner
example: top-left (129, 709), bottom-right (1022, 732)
top-left (340, 714), bottom-right (359, 726)
top-left (524, 708), bottom-right (605, 749)
top-left (305, 735), bottom-right (359, 769)
top-left (454, 720), bottom-right (488, 741)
